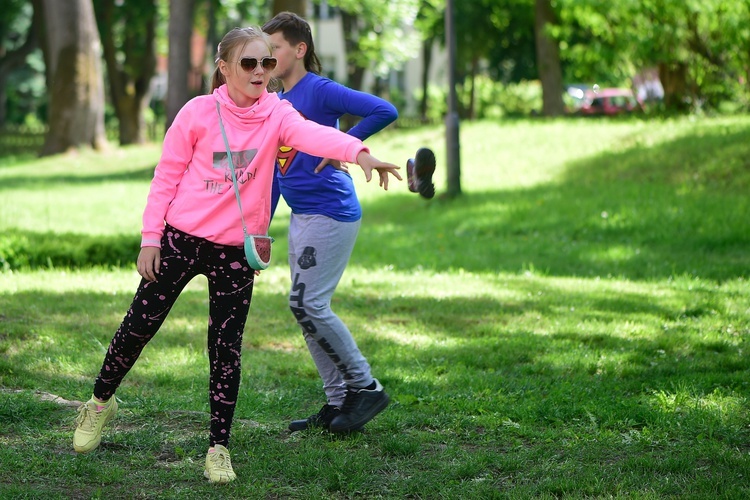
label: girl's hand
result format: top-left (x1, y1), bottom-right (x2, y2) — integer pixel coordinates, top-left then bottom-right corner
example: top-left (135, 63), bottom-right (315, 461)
top-left (137, 247), bottom-right (161, 282)
top-left (356, 151), bottom-right (402, 190)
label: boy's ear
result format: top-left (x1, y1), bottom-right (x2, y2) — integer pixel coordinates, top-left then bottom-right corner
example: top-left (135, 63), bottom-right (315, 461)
top-left (296, 42), bottom-right (307, 60)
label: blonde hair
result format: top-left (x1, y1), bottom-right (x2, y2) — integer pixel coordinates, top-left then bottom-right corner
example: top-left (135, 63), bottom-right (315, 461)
top-left (210, 26), bottom-right (273, 92)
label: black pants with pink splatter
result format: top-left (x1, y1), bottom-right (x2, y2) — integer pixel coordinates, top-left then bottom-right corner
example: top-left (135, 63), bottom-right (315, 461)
top-left (93, 224), bottom-right (254, 447)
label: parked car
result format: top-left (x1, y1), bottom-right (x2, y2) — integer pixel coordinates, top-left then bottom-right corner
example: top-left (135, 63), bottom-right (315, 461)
top-left (578, 88), bottom-right (642, 116)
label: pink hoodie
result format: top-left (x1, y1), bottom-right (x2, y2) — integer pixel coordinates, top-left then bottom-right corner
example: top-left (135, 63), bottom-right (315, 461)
top-left (141, 85), bottom-right (369, 247)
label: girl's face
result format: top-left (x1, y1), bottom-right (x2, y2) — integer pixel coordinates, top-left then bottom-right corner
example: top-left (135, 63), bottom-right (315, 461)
top-left (220, 39), bottom-right (276, 107)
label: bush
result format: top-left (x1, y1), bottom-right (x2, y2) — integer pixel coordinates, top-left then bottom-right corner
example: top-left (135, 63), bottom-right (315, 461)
top-left (0, 229), bottom-right (140, 271)
top-left (412, 77), bottom-right (543, 121)
top-left (494, 80), bottom-right (543, 117)
top-left (411, 84), bottom-right (449, 123)
top-left (463, 78), bottom-right (544, 118)
top-left (0, 124), bottom-right (46, 157)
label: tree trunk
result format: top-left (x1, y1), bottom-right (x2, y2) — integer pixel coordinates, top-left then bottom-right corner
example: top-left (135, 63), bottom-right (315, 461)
top-left (658, 62), bottom-right (689, 111)
top-left (165, 0), bottom-right (195, 131)
top-left (338, 10), bottom-right (365, 130)
top-left (95, 0), bottom-right (157, 145)
top-left (445, 0), bottom-right (461, 198)
top-left (339, 10), bottom-right (364, 91)
top-left (467, 58), bottom-right (479, 120)
top-left (33, 0), bottom-right (107, 155)
top-left (419, 36), bottom-right (433, 121)
top-left (272, 0), bottom-right (307, 15)
top-left (534, 0), bottom-right (565, 117)
top-left (0, 10), bottom-right (38, 126)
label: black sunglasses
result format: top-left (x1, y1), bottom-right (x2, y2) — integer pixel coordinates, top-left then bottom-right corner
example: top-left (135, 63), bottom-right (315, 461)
top-left (236, 57), bottom-right (278, 72)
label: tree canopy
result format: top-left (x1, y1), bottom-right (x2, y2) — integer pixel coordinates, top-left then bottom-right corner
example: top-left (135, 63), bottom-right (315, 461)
top-left (3, 0), bottom-right (750, 154)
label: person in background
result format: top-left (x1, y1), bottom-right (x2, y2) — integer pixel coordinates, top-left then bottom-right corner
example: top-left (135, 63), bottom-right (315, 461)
top-left (72, 25), bottom-right (401, 484)
top-left (262, 11), bottom-right (408, 435)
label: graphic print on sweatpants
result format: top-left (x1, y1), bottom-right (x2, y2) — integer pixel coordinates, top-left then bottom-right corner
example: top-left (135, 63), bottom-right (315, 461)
top-left (289, 244), bottom-right (359, 381)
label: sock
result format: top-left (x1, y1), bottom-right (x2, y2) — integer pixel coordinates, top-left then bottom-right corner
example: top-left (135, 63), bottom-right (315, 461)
top-left (92, 395), bottom-right (110, 411)
top-left (362, 381), bottom-right (377, 391)
top-left (348, 380), bottom-right (377, 392)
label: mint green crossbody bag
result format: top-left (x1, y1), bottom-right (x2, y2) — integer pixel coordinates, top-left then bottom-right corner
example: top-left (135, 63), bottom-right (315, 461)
top-left (216, 101), bottom-right (274, 270)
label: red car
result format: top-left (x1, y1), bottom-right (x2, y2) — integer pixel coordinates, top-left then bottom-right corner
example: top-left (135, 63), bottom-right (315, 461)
top-left (578, 88), bottom-right (642, 116)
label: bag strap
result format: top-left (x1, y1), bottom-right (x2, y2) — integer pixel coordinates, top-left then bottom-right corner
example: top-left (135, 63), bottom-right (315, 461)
top-left (216, 100), bottom-right (249, 238)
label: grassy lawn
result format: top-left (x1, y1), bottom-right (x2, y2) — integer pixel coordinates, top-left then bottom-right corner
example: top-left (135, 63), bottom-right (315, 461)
top-left (1, 116), bottom-right (749, 498)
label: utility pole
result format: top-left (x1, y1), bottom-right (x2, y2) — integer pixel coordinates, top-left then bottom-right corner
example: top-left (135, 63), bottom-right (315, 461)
top-left (445, 0), bottom-right (461, 197)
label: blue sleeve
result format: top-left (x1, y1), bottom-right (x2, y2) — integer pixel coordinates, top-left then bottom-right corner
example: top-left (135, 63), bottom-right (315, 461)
top-left (316, 79), bottom-right (398, 141)
top-left (269, 164), bottom-right (281, 224)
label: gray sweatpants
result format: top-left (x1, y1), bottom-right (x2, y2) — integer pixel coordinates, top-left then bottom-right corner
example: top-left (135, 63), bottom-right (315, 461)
top-left (288, 213), bottom-right (373, 407)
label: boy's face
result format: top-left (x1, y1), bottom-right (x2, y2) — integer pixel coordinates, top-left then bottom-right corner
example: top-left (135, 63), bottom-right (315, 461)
top-left (268, 32), bottom-right (304, 81)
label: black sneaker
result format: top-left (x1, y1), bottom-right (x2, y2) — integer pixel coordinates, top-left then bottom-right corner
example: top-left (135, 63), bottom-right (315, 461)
top-left (329, 379), bottom-right (390, 433)
top-left (406, 147), bottom-right (436, 199)
top-left (288, 404), bottom-right (340, 432)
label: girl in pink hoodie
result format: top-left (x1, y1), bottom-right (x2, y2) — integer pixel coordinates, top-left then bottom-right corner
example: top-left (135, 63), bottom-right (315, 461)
top-left (72, 26), bottom-right (401, 484)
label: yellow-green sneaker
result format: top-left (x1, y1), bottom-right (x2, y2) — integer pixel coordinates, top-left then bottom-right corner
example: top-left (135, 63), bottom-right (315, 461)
top-left (73, 397), bottom-right (118, 453)
top-left (204, 444), bottom-right (236, 484)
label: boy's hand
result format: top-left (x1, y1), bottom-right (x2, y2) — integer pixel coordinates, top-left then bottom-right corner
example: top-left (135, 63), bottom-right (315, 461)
top-left (314, 158), bottom-right (350, 174)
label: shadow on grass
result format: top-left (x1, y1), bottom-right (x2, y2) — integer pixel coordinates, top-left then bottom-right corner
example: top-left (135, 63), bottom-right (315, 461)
top-left (0, 164), bottom-right (157, 191)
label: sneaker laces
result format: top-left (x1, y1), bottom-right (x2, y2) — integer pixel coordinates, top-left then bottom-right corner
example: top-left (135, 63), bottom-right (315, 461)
top-left (75, 403), bottom-right (99, 431)
top-left (208, 449), bottom-right (233, 471)
top-left (317, 404), bottom-right (338, 418)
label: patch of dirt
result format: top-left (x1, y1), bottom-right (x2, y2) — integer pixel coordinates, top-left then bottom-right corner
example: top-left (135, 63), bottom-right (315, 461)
top-left (1, 388), bottom-right (82, 408)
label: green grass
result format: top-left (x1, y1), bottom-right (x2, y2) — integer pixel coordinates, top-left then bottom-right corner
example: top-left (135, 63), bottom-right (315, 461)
top-left (1, 116), bottom-right (749, 498)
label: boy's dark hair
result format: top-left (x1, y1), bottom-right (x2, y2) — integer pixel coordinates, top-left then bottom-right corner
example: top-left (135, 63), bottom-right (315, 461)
top-left (262, 11), bottom-right (322, 75)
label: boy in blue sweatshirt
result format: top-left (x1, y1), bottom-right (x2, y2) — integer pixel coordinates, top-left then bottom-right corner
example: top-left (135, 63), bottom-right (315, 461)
top-left (264, 12), bottom-right (426, 433)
